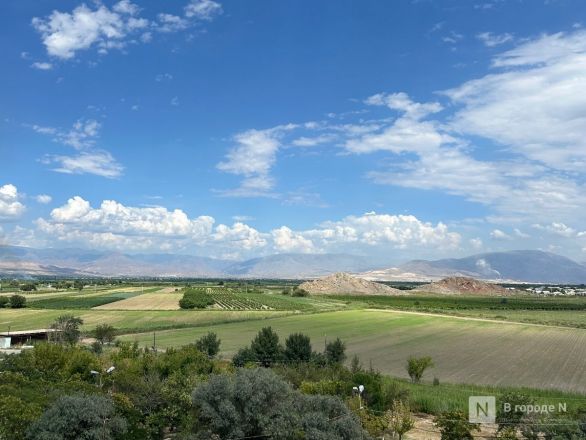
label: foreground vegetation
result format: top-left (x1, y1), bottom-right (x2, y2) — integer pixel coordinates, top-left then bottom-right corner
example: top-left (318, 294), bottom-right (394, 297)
top-left (1, 315), bottom-right (585, 440)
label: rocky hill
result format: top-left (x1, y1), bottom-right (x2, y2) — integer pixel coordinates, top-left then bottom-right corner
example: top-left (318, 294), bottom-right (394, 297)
top-left (412, 276), bottom-right (511, 296)
top-left (298, 272), bottom-right (408, 295)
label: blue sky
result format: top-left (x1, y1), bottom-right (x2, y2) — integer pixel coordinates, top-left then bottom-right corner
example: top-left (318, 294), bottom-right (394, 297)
top-left (1, 0), bottom-right (586, 263)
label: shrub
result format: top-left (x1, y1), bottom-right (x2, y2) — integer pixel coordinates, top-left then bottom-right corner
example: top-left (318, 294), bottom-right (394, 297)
top-left (434, 410), bottom-right (479, 440)
top-left (250, 327), bottom-right (283, 367)
top-left (27, 394), bottom-right (127, 440)
top-left (9, 295), bottom-right (26, 309)
top-left (191, 368), bottom-right (370, 440)
top-left (325, 338), bottom-right (346, 365)
top-left (95, 324), bottom-right (117, 345)
top-left (291, 288), bottom-right (309, 297)
top-left (284, 333), bottom-right (312, 363)
top-left (406, 356), bottom-right (434, 383)
top-left (195, 332), bottom-right (221, 358)
top-left (0, 296), bottom-right (9, 308)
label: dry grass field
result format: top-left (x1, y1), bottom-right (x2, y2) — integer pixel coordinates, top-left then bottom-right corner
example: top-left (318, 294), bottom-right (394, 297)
top-left (94, 292), bottom-right (183, 310)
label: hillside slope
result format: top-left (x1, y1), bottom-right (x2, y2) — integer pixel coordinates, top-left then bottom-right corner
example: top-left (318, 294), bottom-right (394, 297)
top-left (413, 277), bottom-right (511, 296)
top-left (298, 272), bottom-right (408, 295)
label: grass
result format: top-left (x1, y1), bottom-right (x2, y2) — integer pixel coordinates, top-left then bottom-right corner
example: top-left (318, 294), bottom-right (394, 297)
top-left (118, 309), bottom-right (586, 394)
top-left (95, 293), bottom-right (183, 310)
top-left (396, 378), bottom-right (586, 415)
top-left (0, 308), bottom-right (295, 334)
top-left (331, 295), bottom-right (586, 328)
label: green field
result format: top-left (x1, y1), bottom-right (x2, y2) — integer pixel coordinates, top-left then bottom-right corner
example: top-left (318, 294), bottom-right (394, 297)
top-left (331, 294), bottom-right (586, 328)
top-left (118, 309), bottom-right (586, 393)
top-left (0, 308), bottom-right (295, 333)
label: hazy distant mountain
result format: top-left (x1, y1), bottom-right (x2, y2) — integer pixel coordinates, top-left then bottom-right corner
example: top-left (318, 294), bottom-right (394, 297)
top-left (3, 246), bottom-right (586, 283)
top-left (364, 250), bottom-right (586, 284)
top-left (0, 246), bottom-right (374, 279)
top-left (223, 253), bottom-right (377, 278)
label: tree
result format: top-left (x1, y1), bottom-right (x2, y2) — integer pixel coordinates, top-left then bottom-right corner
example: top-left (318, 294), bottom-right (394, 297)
top-left (51, 315), bottom-right (84, 345)
top-left (325, 338), bottom-right (346, 365)
top-left (9, 294), bottom-right (26, 309)
top-left (406, 356), bottom-right (434, 383)
top-left (95, 324), bottom-right (116, 345)
top-left (0, 296), bottom-right (9, 308)
top-left (73, 280), bottom-right (84, 291)
top-left (284, 333), bottom-right (312, 363)
top-left (0, 395), bottom-right (39, 440)
top-left (195, 332), bottom-right (221, 358)
top-left (388, 400), bottom-right (415, 440)
top-left (27, 394), bottom-right (127, 440)
top-left (19, 283), bottom-right (36, 292)
top-left (434, 411), bottom-right (480, 440)
top-left (496, 392), bottom-right (534, 433)
top-left (232, 346), bottom-right (255, 367)
top-left (250, 327), bottom-right (282, 367)
top-left (191, 368), bottom-right (370, 440)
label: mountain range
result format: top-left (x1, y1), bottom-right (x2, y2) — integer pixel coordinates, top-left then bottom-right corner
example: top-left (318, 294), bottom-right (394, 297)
top-left (1, 245), bottom-right (585, 283)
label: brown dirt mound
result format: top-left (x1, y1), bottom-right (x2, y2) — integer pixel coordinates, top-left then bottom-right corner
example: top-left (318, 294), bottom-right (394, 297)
top-left (413, 276), bottom-right (511, 296)
top-left (298, 272), bottom-right (408, 296)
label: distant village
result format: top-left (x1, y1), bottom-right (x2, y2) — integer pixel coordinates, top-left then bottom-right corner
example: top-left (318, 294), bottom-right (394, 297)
top-left (525, 285), bottom-right (586, 296)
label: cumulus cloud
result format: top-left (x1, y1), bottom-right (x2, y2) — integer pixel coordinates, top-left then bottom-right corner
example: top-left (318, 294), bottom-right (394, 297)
top-left (27, 196), bottom-right (460, 258)
top-left (270, 226), bottom-right (314, 253)
top-left (32, 0), bottom-right (222, 60)
top-left (0, 184), bottom-right (26, 220)
top-left (303, 212), bottom-right (461, 250)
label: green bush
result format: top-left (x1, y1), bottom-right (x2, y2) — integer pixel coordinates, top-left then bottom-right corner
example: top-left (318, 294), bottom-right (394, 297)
top-left (9, 295), bottom-right (26, 309)
top-left (0, 296), bottom-right (9, 308)
top-left (179, 289), bottom-right (215, 309)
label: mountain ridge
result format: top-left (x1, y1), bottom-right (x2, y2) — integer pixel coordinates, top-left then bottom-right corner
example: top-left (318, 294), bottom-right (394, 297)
top-left (2, 246), bottom-right (586, 283)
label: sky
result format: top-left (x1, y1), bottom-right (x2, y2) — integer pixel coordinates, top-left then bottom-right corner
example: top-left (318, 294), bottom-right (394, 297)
top-left (1, 0), bottom-right (586, 264)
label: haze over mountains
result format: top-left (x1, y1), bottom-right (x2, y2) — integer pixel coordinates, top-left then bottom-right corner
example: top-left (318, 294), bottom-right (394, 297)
top-left (1, 246), bottom-right (586, 283)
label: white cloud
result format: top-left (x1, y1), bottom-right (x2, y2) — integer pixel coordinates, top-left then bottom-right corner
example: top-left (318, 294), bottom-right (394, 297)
top-left (185, 0), bottom-right (222, 20)
top-left (35, 194), bottom-right (53, 204)
top-left (305, 212), bottom-right (461, 250)
top-left (46, 196), bottom-right (214, 239)
top-left (43, 150), bottom-right (124, 178)
top-left (532, 222), bottom-right (576, 238)
top-left (0, 184), bottom-right (26, 220)
top-left (32, 2), bottom-right (140, 59)
top-left (513, 228), bottom-right (530, 239)
top-left (213, 223), bottom-right (267, 250)
top-left (31, 61), bottom-right (53, 70)
top-left (25, 195), bottom-right (461, 258)
top-left (469, 237), bottom-right (483, 249)
top-left (271, 226), bottom-right (315, 253)
top-left (446, 30), bottom-right (586, 171)
top-left (490, 229), bottom-right (511, 240)
top-left (291, 134), bottom-right (335, 147)
top-left (32, 0), bottom-right (221, 60)
top-left (476, 32), bottom-right (514, 47)
top-left (217, 125), bottom-right (296, 197)
top-left (170, 96), bottom-right (180, 106)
